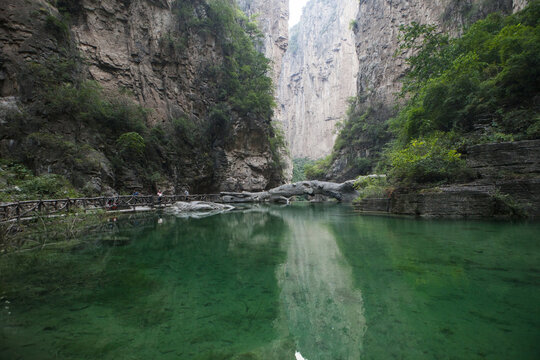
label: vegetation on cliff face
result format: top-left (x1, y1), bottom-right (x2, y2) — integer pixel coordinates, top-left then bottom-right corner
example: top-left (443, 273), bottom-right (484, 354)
top-left (0, 0), bottom-right (284, 199)
top-left (319, 1), bottom-right (539, 185)
top-left (303, 98), bottom-right (391, 181)
top-left (385, 1), bottom-right (539, 184)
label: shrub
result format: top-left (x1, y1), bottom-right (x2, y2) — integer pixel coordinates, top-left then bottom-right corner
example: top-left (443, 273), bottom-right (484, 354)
top-left (393, 3), bottom-right (540, 143)
top-left (45, 14), bottom-right (70, 42)
top-left (387, 133), bottom-right (467, 184)
top-left (0, 161), bottom-right (81, 201)
top-left (116, 132), bottom-right (146, 156)
top-left (304, 156), bottom-right (332, 180)
top-left (353, 175), bottom-right (390, 201)
top-left (292, 158), bottom-right (315, 182)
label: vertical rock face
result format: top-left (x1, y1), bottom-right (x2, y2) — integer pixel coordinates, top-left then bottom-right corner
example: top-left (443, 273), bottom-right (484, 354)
top-left (71, 0), bottom-right (220, 124)
top-left (278, 0), bottom-right (359, 160)
top-left (0, 0), bottom-right (290, 193)
top-left (513, 0), bottom-right (530, 11)
top-left (324, 0), bottom-right (525, 181)
top-left (353, 0), bottom-right (524, 111)
top-left (236, 0), bottom-right (293, 181)
top-left (237, 0), bottom-right (289, 89)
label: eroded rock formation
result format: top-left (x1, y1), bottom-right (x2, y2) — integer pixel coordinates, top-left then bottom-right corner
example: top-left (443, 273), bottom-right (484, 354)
top-left (326, 0), bottom-right (528, 181)
top-left (0, 0), bottom-right (287, 194)
top-left (278, 0), bottom-right (359, 159)
top-left (220, 180), bottom-right (359, 203)
top-left (355, 140), bottom-right (540, 219)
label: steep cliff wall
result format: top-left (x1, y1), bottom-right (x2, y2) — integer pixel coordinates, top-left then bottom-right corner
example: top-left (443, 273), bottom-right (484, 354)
top-left (278, 0), bottom-right (359, 160)
top-left (325, 0), bottom-right (527, 181)
top-left (237, 0), bottom-right (288, 89)
top-left (0, 0), bottom-right (285, 195)
top-left (354, 0), bottom-right (520, 109)
top-left (236, 0), bottom-right (293, 181)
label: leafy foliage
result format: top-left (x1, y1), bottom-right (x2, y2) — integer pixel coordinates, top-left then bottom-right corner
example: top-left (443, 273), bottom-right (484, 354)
top-left (292, 158), bottom-right (315, 182)
top-left (320, 97), bottom-right (391, 179)
top-left (116, 132), bottom-right (146, 157)
top-left (377, 2), bottom-right (540, 185)
top-left (171, 0), bottom-right (275, 120)
top-left (0, 160), bottom-right (81, 202)
top-left (353, 175), bottom-right (390, 201)
top-left (304, 156), bottom-right (332, 180)
top-left (386, 133), bottom-right (468, 184)
top-left (393, 3), bottom-right (540, 144)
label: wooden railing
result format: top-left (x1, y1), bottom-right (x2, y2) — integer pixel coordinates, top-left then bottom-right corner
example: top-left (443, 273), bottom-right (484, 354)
top-left (0, 194), bottom-right (222, 222)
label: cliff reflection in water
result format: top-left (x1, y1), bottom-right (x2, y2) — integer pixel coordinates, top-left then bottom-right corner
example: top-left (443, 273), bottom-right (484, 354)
top-left (265, 204), bottom-right (367, 360)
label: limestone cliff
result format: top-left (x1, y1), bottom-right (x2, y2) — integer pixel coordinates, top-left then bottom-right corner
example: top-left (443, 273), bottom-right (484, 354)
top-left (236, 0), bottom-right (293, 181)
top-left (353, 0), bottom-right (522, 109)
top-left (237, 0), bottom-right (288, 90)
top-left (0, 0), bottom-right (286, 194)
top-left (278, 0), bottom-right (359, 160)
top-left (326, 0), bottom-right (528, 181)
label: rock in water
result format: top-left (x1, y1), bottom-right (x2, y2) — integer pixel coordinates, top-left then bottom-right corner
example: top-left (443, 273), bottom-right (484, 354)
top-left (220, 180), bottom-right (360, 203)
top-left (164, 201), bottom-right (234, 218)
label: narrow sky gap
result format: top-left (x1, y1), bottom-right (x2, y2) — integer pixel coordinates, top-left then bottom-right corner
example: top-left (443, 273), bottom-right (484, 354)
top-left (289, 0), bottom-right (309, 28)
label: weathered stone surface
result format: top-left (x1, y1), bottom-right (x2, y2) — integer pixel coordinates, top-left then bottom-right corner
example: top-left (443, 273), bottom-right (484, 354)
top-left (354, 197), bottom-right (390, 213)
top-left (390, 188), bottom-right (500, 219)
top-left (165, 201), bottom-right (234, 214)
top-left (0, 0), bottom-right (287, 193)
top-left (356, 140), bottom-right (540, 219)
top-left (465, 139), bottom-right (540, 178)
top-left (220, 180), bottom-right (359, 203)
top-left (513, 0), bottom-right (530, 11)
top-left (278, 0), bottom-right (359, 159)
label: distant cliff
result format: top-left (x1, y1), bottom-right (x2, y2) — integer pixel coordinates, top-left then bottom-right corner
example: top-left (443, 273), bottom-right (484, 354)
top-left (277, 0), bottom-right (359, 160)
top-left (0, 0), bottom-right (286, 196)
top-left (237, 0), bottom-right (288, 89)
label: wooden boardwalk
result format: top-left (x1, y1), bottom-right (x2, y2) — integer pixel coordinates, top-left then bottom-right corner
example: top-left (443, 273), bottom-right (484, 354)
top-left (0, 194), bottom-right (222, 222)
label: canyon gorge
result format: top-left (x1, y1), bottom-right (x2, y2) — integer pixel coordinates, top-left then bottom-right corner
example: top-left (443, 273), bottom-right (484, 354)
top-left (1, 0), bottom-right (538, 218)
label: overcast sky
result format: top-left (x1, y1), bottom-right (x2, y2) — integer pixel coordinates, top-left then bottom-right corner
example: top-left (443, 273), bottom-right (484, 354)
top-left (289, 0), bottom-right (309, 28)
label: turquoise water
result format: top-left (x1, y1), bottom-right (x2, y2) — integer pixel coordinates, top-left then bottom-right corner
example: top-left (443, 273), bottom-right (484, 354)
top-left (1, 204), bottom-right (539, 359)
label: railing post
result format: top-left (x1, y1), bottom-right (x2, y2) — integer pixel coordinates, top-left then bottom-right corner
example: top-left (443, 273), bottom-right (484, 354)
top-left (150, 196), bottom-right (154, 208)
top-left (38, 200), bottom-right (43, 213)
top-left (66, 198), bottom-right (70, 213)
top-left (16, 202), bottom-right (20, 222)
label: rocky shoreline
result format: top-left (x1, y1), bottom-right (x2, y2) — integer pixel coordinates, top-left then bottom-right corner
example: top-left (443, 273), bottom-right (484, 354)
top-left (355, 140), bottom-right (540, 219)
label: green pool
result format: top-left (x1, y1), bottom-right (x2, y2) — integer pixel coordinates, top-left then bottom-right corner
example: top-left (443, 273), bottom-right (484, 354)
top-left (1, 204), bottom-right (539, 359)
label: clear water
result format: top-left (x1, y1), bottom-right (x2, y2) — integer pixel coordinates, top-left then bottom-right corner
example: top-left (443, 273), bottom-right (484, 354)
top-left (1, 204), bottom-right (539, 359)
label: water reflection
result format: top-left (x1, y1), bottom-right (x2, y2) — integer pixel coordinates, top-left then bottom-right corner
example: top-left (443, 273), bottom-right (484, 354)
top-left (2, 205), bottom-right (538, 360)
top-left (263, 205), bottom-right (366, 360)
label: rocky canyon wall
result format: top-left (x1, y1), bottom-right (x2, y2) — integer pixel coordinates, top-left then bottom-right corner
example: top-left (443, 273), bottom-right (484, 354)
top-left (236, 0), bottom-right (292, 180)
top-left (237, 0), bottom-right (288, 90)
top-left (353, 0), bottom-right (522, 110)
top-left (278, 0), bottom-right (359, 160)
top-left (324, 0), bottom-right (527, 181)
top-left (0, 0), bottom-right (287, 194)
